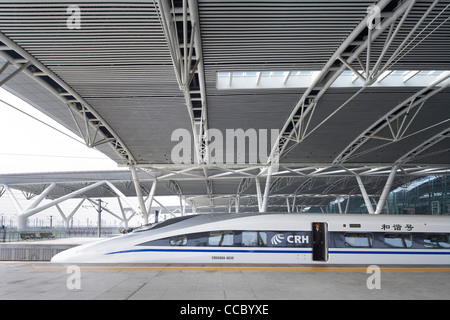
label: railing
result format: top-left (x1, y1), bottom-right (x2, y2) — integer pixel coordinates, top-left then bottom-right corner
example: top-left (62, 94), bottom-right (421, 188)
top-left (0, 227), bottom-right (121, 243)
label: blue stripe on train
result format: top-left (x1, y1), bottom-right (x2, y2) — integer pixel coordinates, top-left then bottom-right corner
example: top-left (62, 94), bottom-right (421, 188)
top-left (106, 248), bottom-right (450, 255)
top-left (106, 248), bottom-right (312, 255)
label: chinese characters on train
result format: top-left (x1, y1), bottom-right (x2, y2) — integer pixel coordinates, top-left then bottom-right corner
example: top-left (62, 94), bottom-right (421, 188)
top-left (381, 224), bottom-right (414, 231)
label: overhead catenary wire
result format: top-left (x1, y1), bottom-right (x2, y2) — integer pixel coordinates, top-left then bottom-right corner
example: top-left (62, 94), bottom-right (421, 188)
top-left (0, 97), bottom-right (86, 146)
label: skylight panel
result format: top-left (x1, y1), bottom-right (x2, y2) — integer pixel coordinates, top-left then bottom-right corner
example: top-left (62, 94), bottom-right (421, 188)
top-left (216, 70), bottom-right (318, 90)
top-left (217, 70), bottom-right (450, 90)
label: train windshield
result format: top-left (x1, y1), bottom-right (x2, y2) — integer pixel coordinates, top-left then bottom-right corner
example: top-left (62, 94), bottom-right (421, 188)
top-left (134, 215), bottom-right (196, 233)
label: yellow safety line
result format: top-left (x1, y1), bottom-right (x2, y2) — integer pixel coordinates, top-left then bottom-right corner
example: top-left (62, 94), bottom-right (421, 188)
top-left (28, 265), bottom-right (450, 272)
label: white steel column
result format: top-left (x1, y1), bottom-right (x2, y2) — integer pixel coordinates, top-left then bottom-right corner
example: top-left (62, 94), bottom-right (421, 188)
top-left (375, 165), bottom-right (398, 214)
top-left (179, 195), bottom-right (185, 216)
top-left (130, 166), bottom-right (148, 224)
top-left (117, 197), bottom-right (136, 228)
top-left (345, 195), bottom-right (351, 214)
top-left (260, 165), bottom-right (274, 212)
top-left (104, 181), bottom-right (140, 215)
top-left (255, 176), bottom-right (262, 211)
top-left (145, 180), bottom-right (158, 217)
top-left (153, 198), bottom-right (176, 218)
top-left (23, 182), bottom-right (56, 212)
top-left (337, 197), bottom-right (343, 214)
top-left (355, 175), bottom-right (375, 214)
top-left (55, 198), bottom-right (86, 229)
top-left (292, 195), bottom-right (297, 213)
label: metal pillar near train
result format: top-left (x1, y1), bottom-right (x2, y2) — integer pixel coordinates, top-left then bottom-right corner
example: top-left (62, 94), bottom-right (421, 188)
top-left (375, 166), bottom-right (398, 214)
top-left (130, 166), bottom-right (149, 225)
top-left (355, 166), bottom-right (398, 215)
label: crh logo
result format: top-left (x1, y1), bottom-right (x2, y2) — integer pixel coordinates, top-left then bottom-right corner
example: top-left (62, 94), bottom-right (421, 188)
top-left (271, 233), bottom-right (310, 246)
top-left (271, 234), bottom-right (285, 245)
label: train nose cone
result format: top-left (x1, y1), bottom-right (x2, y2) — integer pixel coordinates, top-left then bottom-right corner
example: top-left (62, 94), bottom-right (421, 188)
top-left (51, 246), bottom-right (82, 263)
top-left (50, 237), bottom-right (118, 263)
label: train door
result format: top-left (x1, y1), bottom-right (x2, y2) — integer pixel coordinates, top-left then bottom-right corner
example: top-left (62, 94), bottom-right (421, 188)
top-left (312, 222), bottom-right (328, 261)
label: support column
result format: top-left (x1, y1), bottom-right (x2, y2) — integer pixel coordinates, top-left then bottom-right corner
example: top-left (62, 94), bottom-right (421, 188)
top-left (337, 197), bottom-right (343, 214)
top-left (286, 197), bottom-right (291, 213)
top-left (153, 198), bottom-right (176, 218)
top-left (130, 166), bottom-right (148, 224)
top-left (355, 175), bottom-right (375, 214)
top-left (23, 183), bottom-right (57, 212)
top-left (55, 198), bottom-right (86, 229)
top-left (255, 176), bottom-right (262, 211)
top-left (179, 195), bottom-right (185, 216)
top-left (104, 181), bottom-right (140, 215)
top-left (260, 165), bottom-right (274, 212)
top-left (345, 195), bottom-right (351, 214)
top-left (145, 180), bottom-right (158, 217)
top-left (117, 197), bottom-right (132, 229)
top-left (375, 165), bottom-right (398, 214)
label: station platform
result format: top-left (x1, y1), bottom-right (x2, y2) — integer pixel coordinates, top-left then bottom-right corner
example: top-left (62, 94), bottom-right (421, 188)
top-left (0, 238), bottom-right (449, 300)
top-left (0, 261), bottom-right (449, 300)
top-left (0, 237), bottom-right (106, 261)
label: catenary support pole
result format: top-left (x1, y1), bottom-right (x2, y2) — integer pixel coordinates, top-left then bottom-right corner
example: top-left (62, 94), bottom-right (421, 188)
top-left (97, 199), bottom-right (102, 237)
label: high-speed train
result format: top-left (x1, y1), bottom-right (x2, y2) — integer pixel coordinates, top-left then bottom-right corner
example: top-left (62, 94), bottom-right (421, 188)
top-left (51, 213), bottom-right (450, 265)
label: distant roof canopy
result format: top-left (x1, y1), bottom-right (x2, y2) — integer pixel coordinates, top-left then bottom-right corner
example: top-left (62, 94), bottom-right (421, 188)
top-left (0, 0), bottom-right (449, 212)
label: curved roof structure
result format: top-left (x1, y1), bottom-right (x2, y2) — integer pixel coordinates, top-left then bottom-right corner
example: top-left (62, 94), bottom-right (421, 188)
top-left (0, 0), bottom-right (449, 218)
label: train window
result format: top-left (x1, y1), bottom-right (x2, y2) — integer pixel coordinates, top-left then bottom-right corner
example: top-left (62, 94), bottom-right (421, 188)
top-left (384, 234), bottom-right (412, 248)
top-left (424, 234), bottom-right (450, 249)
top-left (344, 233), bottom-right (373, 248)
top-left (169, 235), bottom-right (187, 246)
top-left (209, 232), bottom-right (234, 246)
top-left (241, 232), bottom-right (267, 247)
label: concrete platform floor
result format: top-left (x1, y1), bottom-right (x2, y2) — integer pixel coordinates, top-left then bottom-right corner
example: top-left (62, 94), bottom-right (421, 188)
top-left (0, 262), bottom-right (449, 300)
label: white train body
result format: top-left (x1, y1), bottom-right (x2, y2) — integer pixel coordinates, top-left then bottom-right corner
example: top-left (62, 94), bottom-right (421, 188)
top-left (51, 213), bottom-right (450, 265)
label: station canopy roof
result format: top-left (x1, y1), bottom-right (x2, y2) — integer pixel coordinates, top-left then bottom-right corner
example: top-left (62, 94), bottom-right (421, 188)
top-left (0, 0), bottom-right (449, 212)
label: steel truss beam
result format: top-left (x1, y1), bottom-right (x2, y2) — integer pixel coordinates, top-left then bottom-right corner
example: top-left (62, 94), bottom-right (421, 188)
top-left (156, 0), bottom-right (208, 165)
top-left (395, 128), bottom-right (450, 165)
top-left (0, 33), bottom-right (136, 165)
top-left (135, 163), bottom-right (449, 181)
top-left (266, 0), bottom-right (398, 163)
top-left (267, 0), bottom-right (445, 166)
top-left (334, 72), bottom-right (450, 164)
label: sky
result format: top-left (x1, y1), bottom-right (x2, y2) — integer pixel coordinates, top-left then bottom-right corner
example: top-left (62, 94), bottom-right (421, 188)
top-left (0, 87), bottom-right (180, 228)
